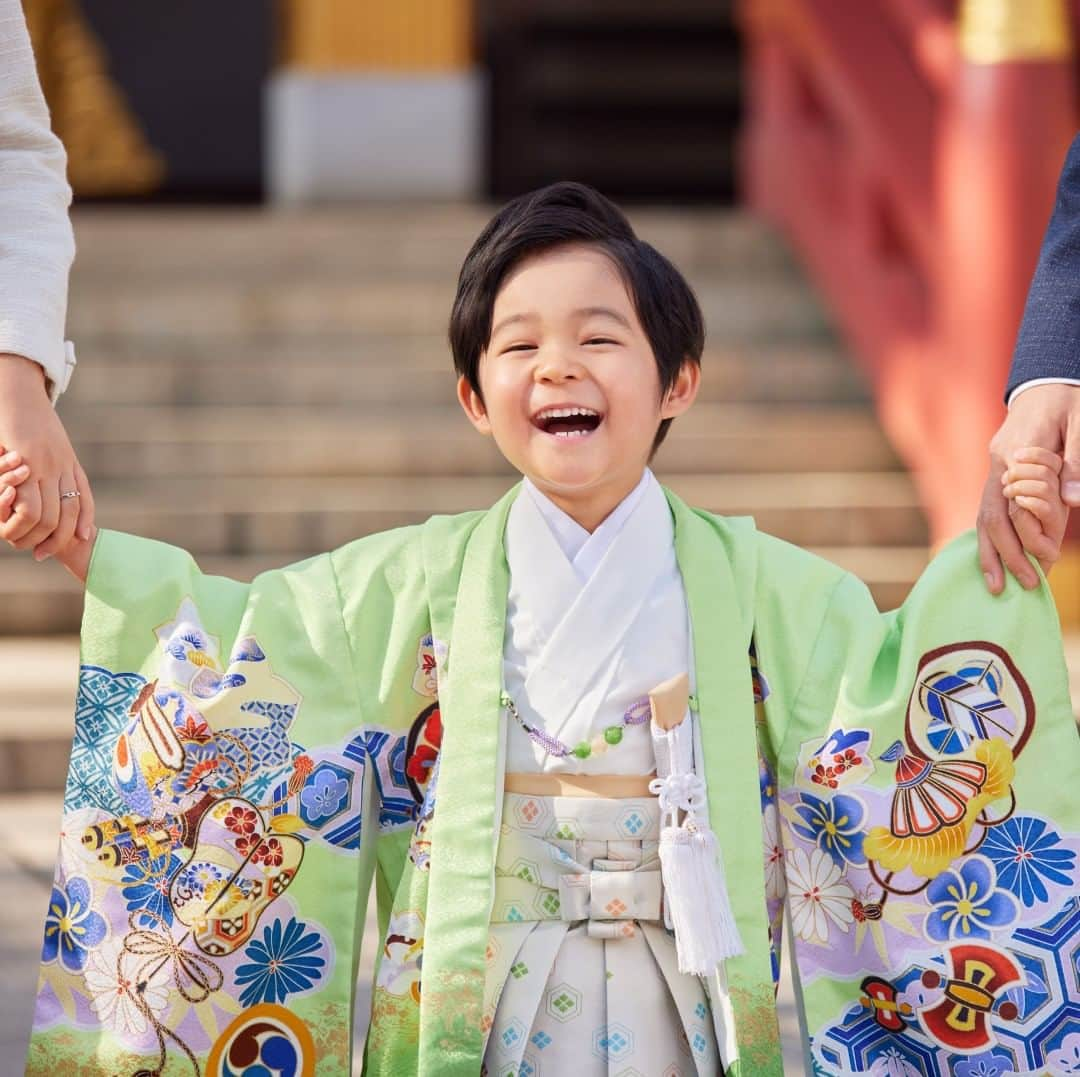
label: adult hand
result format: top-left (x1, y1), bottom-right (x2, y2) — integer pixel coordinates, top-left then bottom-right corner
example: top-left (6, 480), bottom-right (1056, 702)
top-left (0, 352), bottom-right (94, 559)
top-left (977, 383), bottom-right (1080, 593)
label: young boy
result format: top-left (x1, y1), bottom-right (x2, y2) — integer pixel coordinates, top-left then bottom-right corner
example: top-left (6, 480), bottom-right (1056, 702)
top-left (6, 183), bottom-right (1079, 1077)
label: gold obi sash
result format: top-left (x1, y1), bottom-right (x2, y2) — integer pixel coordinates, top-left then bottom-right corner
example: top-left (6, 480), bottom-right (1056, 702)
top-left (490, 792), bottom-right (663, 940)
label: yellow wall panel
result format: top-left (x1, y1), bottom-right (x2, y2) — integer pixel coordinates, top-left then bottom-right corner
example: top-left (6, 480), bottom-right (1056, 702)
top-left (283, 0), bottom-right (473, 72)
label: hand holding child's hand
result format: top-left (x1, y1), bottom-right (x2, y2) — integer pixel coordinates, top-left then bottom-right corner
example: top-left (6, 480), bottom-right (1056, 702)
top-left (1000, 447), bottom-right (1068, 576)
top-left (0, 444), bottom-right (95, 582)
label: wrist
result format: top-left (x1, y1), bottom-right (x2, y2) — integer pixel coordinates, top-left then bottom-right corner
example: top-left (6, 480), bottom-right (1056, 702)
top-left (0, 353), bottom-right (49, 391)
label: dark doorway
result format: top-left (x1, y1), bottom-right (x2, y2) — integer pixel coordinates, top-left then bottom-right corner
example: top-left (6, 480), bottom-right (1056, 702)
top-left (479, 0), bottom-right (741, 203)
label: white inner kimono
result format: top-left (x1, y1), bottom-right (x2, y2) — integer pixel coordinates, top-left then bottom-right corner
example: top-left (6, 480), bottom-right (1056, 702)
top-left (504, 469), bottom-right (689, 774)
top-left (482, 471), bottom-right (721, 1077)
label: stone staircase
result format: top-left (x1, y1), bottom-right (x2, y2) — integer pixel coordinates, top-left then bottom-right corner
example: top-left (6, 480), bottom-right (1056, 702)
top-left (0, 204), bottom-right (928, 635)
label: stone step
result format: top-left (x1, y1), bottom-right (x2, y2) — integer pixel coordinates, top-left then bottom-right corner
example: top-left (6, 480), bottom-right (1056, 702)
top-left (62, 344), bottom-right (869, 408)
top-left (3, 471), bottom-right (925, 552)
top-left (65, 276), bottom-right (833, 344)
top-left (0, 474), bottom-right (926, 636)
top-left (68, 206), bottom-right (806, 284)
top-left (58, 404), bottom-right (896, 477)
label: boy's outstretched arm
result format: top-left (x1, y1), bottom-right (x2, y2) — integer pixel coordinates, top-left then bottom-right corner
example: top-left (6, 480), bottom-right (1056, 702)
top-left (1001, 446), bottom-right (1068, 573)
top-left (0, 444), bottom-right (93, 581)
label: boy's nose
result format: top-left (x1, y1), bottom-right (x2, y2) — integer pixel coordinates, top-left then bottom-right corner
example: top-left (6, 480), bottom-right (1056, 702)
top-left (535, 349), bottom-right (583, 382)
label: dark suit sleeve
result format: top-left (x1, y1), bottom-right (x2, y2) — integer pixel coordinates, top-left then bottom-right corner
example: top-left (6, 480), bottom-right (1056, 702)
top-left (1006, 133), bottom-right (1080, 399)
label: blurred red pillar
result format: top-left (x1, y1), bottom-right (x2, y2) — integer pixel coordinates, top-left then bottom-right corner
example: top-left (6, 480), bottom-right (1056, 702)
top-left (930, 0), bottom-right (1075, 539)
top-left (740, 0), bottom-right (1077, 550)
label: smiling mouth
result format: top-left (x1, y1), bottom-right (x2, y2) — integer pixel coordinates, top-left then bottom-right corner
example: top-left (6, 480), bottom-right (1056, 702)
top-left (532, 406), bottom-right (603, 438)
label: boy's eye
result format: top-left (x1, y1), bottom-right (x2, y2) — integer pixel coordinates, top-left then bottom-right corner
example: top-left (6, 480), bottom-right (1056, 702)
top-left (501, 343), bottom-right (536, 354)
top-left (584, 337), bottom-right (617, 346)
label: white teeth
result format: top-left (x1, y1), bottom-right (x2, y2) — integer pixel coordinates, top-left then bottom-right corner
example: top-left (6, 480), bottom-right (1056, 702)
top-left (535, 406), bottom-right (600, 421)
top-left (552, 429), bottom-right (590, 438)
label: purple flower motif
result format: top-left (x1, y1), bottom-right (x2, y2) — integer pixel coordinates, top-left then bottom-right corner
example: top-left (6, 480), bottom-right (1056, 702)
top-left (955, 1052), bottom-right (1016, 1077)
top-left (42, 876), bottom-right (108, 973)
top-left (980, 815), bottom-right (1076, 908)
top-left (925, 856), bottom-right (1018, 942)
top-left (1047, 1031), bottom-right (1080, 1074)
top-left (791, 792), bottom-right (867, 867)
top-left (300, 767), bottom-right (349, 822)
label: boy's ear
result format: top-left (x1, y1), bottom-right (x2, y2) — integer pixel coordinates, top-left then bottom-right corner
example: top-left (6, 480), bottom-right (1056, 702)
top-left (457, 375), bottom-right (492, 435)
top-left (659, 359), bottom-right (701, 420)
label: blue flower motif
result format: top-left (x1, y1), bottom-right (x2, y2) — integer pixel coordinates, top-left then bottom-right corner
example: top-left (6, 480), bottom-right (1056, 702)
top-left (300, 767), bottom-right (349, 822)
top-left (173, 859), bottom-right (224, 902)
top-left (234, 917), bottom-right (326, 1007)
top-left (41, 876), bottom-right (108, 973)
top-left (980, 815), bottom-right (1076, 908)
top-left (122, 853), bottom-right (181, 928)
top-left (790, 792), bottom-right (866, 867)
top-left (758, 754), bottom-right (777, 809)
top-left (955, 1052), bottom-right (1016, 1077)
top-left (925, 856), bottom-right (1018, 942)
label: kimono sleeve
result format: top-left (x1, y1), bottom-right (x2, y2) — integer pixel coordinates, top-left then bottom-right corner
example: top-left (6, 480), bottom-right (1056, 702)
top-left (25, 528), bottom-right (384, 1076)
top-left (763, 531), bottom-right (1080, 1075)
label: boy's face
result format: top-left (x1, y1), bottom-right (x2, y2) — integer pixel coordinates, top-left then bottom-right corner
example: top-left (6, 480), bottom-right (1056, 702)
top-left (457, 244), bottom-right (698, 523)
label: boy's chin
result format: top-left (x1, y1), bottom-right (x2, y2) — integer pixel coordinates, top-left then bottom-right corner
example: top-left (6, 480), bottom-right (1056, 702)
top-left (524, 465), bottom-right (615, 496)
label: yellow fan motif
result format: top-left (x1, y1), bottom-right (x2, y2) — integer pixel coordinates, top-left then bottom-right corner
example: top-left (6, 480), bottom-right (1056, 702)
top-left (864, 738), bottom-right (1014, 879)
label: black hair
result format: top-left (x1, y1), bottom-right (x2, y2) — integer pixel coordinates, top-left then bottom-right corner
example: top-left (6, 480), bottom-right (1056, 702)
top-left (449, 181), bottom-right (704, 452)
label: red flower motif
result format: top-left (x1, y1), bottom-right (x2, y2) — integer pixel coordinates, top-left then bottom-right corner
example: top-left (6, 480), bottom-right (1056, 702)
top-left (811, 764), bottom-right (839, 789)
top-left (407, 744), bottom-right (438, 783)
top-left (235, 833), bottom-right (261, 857)
top-left (224, 806), bottom-right (258, 835)
top-left (178, 715), bottom-right (211, 743)
top-left (426, 708), bottom-right (442, 748)
top-left (252, 837), bottom-right (283, 867)
top-left (422, 654), bottom-right (436, 674)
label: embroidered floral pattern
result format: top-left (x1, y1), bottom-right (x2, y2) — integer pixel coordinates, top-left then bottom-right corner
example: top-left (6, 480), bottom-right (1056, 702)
top-left (980, 815), bottom-right (1076, 908)
top-left (1048, 1031), bottom-right (1080, 1074)
top-left (41, 876), bottom-right (108, 973)
top-left (233, 917), bottom-right (327, 1007)
top-left (785, 847), bottom-right (855, 943)
top-left (791, 792), bottom-right (867, 868)
top-left (174, 859), bottom-right (226, 901)
top-left (251, 836), bottom-right (285, 868)
top-left (223, 804), bottom-right (259, 835)
top-left (84, 937), bottom-right (170, 1038)
top-left (121, 853), bottom-right (182, 928)
top-left (762, 805), bottom-right (785, 901)
top-left (300, 767), bottom-right (350, 822)
top-left (795, 727), bottom-right (875, 791)
top-left (924, 856), bottom-right (1018, 942)
top-left (954, 1053), bottom-right (1017, 1077)
top-left (412, 634), bottom-right (439, 697)
top-left (868, 1047), bottom-right (922, 1076)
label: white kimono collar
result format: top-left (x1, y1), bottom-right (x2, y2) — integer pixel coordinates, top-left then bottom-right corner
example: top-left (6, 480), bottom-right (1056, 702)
top-left (521, 469), bottom-right (654, 582)
top-left (505, 470), bottom-right (676, 742)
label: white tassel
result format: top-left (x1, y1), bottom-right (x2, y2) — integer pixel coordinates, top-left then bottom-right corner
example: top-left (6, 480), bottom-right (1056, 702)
top-left (652, 776), bottom-right (745, 975)
top-left (648, 673), bottom-right (744, 976)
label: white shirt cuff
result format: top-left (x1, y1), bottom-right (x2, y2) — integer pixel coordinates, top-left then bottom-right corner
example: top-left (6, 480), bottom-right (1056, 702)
top-left (1007, 377), bottom-right (1080, 407)
top-left (46, 340), bottom-right (78, 404)
top-left (0, 334), bottom-right (77, 404)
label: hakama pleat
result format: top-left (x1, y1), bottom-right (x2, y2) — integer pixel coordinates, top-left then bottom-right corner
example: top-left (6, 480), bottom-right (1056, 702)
top-left (482, 794), bottom-right (720, 1076)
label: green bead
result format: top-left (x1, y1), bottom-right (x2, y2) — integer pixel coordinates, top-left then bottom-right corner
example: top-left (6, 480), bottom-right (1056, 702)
top-left (603, 726), bottom-right (623, 745)
top-left (572, 741), bottom-right (592, 759)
